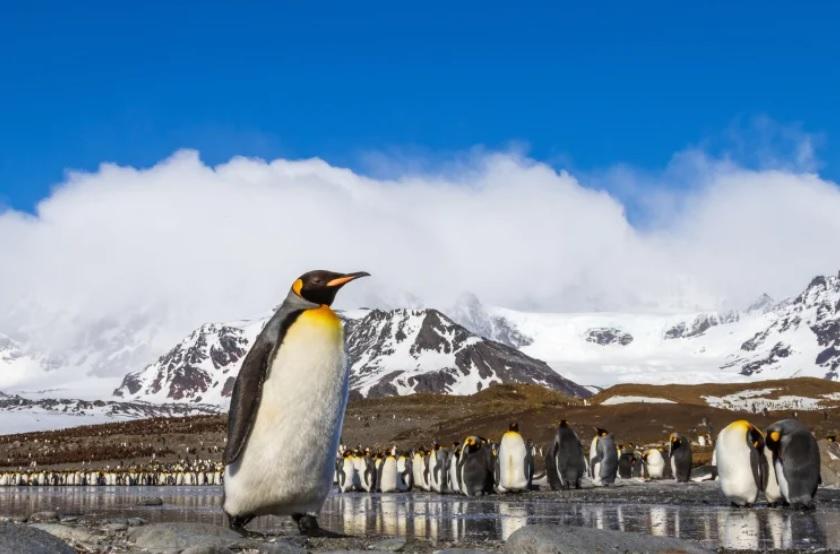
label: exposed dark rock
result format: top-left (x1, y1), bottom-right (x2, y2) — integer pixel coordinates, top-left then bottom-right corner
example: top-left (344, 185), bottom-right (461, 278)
top-left (585, 327), bottom-right (633, 346)
top-left (665, 312), bottom-right (738, 340)
top-left (740, 342), bottom-right (792, 376)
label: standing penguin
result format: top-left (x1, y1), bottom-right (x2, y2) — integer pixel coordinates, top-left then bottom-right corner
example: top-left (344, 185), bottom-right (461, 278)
top-left (546, 420), bottom-right (585, 490)
top-left (495, 423), bottom-right (531, 493)
top-left (429, 444), bottom-right (450, 493)
top-left (669, 433), bottom-right (692, 482)
top-left (412, 448), bottom-right (429, 491)
top-left (459, 436), bottom-right (493, 496)
top-left (223, 270), bottom-right (369, 536)
top-left (589, 428), bottom-right (618, 485)
top-left (357, 452), bottom-right (377, 493)
top-left (448, 443), bottom-right (462, 495)
top-left (377, 453), bottom-right (399, 493)
top-left (765, 419), bottom-right (821, 508)
top-left (643, 447), bottom-right (667, 479)
top-left (337, 451), bottom-right (357, 493)
top-left (396, 452), bottom-right (412, 492)
top-left (714, 419), bottom-right (768, 507)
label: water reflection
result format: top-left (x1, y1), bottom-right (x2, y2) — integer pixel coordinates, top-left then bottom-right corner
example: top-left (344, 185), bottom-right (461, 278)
top-left (0, 486), bottom-right (837, 551)
top-left (319, 492), bottom-right (837, 551)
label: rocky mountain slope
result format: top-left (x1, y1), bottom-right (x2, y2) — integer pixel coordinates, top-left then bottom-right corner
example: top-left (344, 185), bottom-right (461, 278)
top-left (114, 307), bottom-right (589, 405)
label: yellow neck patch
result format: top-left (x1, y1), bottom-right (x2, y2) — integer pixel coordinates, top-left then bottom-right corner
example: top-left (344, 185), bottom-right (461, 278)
top-left (298, 304), bottom-right (341, 326)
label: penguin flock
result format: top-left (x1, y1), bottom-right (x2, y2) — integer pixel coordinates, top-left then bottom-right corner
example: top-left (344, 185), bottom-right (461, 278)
top-left (332, 415), bottom-right (823, 512)
top-left (335, 423), bottom-right (535, 496)
top-left (333, 421), bottom-right (701, 496)
top-left (0, 460), bottom-right (223, 487)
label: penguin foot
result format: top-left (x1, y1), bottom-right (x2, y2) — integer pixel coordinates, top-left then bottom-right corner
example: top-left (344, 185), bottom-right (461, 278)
top-left (292, 513), bottom-right (345, 538)
top-left (228, 514), bottom-right (260, 537)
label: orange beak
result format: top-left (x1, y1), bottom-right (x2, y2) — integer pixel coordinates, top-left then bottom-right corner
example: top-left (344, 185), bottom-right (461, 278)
top-left (326, 271), bottom-right (370, 288)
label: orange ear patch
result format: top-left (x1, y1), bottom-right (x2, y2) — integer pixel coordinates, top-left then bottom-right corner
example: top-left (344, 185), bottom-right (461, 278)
top-left (292, 278), bottom-right (303, 296)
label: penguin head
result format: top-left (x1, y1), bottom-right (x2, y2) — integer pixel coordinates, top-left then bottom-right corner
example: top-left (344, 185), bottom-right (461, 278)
top-left (509, 422), bottom-right (519, 432)
top-left (291, 270), bottom-right (370, 306)
top-left (669, 433), bottom-right (681, 449)
top-left (765, 427), bottom-right (782, 453)
top-left (740, 421), bottom-right (765, 451)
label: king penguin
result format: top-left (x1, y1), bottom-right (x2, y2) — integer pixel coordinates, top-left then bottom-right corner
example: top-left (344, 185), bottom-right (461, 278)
top-left (545, 420), bottom-right (585, 490)
top-left (765, 419), bottom-right (821, 508)
top-left (222, 269), bottom-right (369, 536)
top-left (495, 422), bottom-right (531, 493)
top-left (668, 433), bottom-right (692, 482)
top-left (714, 419), bottom-right (768, 507)
top-left (589, 428), bottom-right (618, 485)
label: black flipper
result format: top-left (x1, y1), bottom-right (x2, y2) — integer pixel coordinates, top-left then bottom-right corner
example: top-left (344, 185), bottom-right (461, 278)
top-left (223, 306), bottom-right (303, 466)
top-left (750, 443), bottom-right (768, 491)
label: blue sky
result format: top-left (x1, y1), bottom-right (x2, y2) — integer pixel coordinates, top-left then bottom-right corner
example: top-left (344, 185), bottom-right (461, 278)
top-left (2, 1), bottom-right (839, 215)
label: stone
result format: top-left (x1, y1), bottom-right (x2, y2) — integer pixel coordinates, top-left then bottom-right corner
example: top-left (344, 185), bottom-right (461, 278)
top-left (28, 510), bottom-right (59, 523)
top-left (136, 496), bottom-right (164, 506)
top-left (504, 524), bottom-right (712, 554)
top-left (181, 546), bottom-right (235, 554)
top-left (0, 522), bottom-right (76, 554)
top-left (369, 537), bottom-right (407, 551)
top-left (127, 517), bottom-right (146, 526)
top-left (819, 439), bottom-right (840, 486)
top-left (28, 523), bottom-right (98, 544)
top-left (102, 521), bottom-right (129, 532)
top-left (250, 541), bottom-right (308, 553)
top-left (434, 550), bottom-right (496, 554)
top-left (127, 522), bottom-right (242, 553)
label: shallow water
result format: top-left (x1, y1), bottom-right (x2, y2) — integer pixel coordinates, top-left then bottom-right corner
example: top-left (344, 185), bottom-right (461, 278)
top-left (1, 483), bottom-right (839, 551)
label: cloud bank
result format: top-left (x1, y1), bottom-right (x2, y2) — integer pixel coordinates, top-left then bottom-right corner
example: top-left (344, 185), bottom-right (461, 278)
top-left (1, 148), bottom-right (840, 383)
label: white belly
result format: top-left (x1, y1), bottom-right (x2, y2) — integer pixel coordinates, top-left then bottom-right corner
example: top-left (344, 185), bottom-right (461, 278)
top-left (498, 433), bottom-right (528, 491)
top-left (764, 449), bottom-right (783, 503)
top-left (448, 457), bottom-right (460, 494)
top-left (647, 450), bottom-right (665, 479)
top-left (224, 312), bottom-right (347, 516)
top-left (380, 458), bottom-right (399, 492)
top-left (775, 459), bottom-right (790, 502)
top-left (716, 434), bottom-right (758, 506)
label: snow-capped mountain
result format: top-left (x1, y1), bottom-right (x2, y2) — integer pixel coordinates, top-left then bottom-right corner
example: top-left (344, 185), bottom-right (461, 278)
top-left (113, 270), bottom-right (840, 404)
top-left (113, 320), bottom-right (264, 405)
top-left (344, 308), bottom-right (586, 397)
top-left (0, 393), bottom-right (219, 435)
top-left (114, 307), bottom-right (590, 404)
top-left (499, 271), bottom-right (840, 387)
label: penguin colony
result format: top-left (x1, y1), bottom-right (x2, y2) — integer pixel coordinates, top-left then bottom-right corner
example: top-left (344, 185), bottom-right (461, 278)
top-left (0, 460), bottom-right (223, 486)
top-left (333, 422), bottom-right (702, 495)
top-left (333, 417), bottom-right (823, 511)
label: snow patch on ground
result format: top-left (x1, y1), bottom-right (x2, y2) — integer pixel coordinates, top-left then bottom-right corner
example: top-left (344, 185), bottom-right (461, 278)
top-left (601, 395), bottom-right (676, 405)
top-left (703, 391), bottom-right (825, 412)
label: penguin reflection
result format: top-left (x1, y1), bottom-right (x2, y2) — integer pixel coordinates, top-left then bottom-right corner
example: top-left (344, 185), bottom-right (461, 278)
top-left (498, 502), bottom-right (528, 540)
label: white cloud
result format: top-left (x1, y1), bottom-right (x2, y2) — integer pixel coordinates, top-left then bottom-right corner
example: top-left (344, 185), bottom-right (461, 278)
top-left (1, 148), bottom-right (839, 387)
